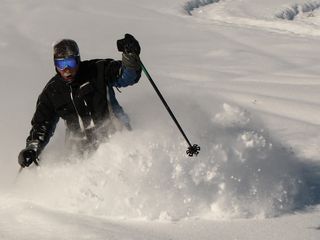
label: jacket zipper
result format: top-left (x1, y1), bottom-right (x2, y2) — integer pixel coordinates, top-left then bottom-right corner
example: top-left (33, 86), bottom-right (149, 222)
top-left (69, 85), bottom-right (86, 133)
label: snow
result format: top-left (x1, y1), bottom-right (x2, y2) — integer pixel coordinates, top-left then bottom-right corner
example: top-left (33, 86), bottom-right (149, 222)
top-left (1, 0), bottom-right (320, 239)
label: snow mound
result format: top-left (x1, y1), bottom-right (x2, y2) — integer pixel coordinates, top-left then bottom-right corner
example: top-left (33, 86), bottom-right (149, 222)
top-left (275, 1), bottom-right (320, 20)
top-left (188, 0), bottom-right (320, 36)
top-left (184, 0), bottom-right (219, 15)
top-left (11, 103), bottom-right (320, 220)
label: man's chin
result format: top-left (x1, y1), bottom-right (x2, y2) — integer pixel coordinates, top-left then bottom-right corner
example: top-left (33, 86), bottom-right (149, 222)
top-left (62, 74), bottom-right (75, 82)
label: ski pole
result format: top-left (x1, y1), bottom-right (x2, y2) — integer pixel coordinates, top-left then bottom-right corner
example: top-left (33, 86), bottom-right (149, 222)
top-left (139, 60), bottom-right (200, 157)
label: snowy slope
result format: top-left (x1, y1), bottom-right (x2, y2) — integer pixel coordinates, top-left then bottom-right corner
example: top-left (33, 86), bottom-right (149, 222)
top-left (1, 0), bottom-right (320, 239)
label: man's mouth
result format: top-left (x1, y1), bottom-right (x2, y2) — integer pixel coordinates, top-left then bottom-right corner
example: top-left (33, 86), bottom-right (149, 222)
top-left (62, 72), bottom-right (73, 80)
top-left (63, 72), bottom-right (71, 77)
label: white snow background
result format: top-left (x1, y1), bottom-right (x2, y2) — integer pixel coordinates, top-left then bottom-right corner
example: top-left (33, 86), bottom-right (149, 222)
top-left (1, 0), bottom-right (320, 239)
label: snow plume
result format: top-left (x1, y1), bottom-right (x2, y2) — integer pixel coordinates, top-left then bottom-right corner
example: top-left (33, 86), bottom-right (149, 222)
top-left (205, 104), bottom-right (319, 218)
top-left (275, 1), bottom-right (320, 20)
top-left (184, 0), bottom-right (219, 15)
top-left (10, 102), bottom-right (320, 220)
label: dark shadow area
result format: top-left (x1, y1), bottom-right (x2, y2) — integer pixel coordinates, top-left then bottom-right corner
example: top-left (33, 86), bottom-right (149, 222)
top-left (294, 160), bottom-right (320, 210)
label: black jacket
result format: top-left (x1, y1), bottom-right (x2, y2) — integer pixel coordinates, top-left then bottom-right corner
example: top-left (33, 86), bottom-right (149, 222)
top-left (27, 58), bottom-right (141, 154)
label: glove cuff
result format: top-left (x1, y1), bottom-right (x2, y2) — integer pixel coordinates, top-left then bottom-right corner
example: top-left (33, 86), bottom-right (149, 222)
top-left (122, 53), bottom-right (141, 70)
top-left (26, 140), bottom-right (40, 153)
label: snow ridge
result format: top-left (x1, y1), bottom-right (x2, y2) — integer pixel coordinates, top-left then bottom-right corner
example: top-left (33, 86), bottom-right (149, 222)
top-left (184, 0), bottom-right (219, 15)
top-left (276, 1), bottom-right (320, 20)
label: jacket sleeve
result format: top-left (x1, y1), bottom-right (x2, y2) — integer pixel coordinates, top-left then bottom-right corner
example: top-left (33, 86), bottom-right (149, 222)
top-left (105, 60), bottom-right (141, 88)
top-left (26, 88), bottom-right (59, 155)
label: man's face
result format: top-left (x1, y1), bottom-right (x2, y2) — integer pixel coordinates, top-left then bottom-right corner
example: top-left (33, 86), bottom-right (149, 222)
top-left (54, 56), bottom-right (80, 82)
top-left (56, 66), bottom-right (79, 82)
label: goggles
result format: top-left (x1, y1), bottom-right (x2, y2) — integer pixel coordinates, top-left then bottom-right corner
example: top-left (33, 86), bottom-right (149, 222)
top-left (54, 56), bottom-right (79, 70)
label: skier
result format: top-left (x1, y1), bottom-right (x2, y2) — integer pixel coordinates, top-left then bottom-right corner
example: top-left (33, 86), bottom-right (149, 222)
top-left (18, 34), bottom-right (141, 168)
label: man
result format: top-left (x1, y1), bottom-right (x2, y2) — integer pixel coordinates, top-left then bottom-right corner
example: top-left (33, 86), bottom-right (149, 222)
top-left (18, 34), bottom-right (141, 167)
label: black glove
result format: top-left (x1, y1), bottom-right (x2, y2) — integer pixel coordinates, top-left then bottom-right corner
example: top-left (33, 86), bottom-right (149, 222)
top-left (18, 142), bottom-right (39, 167)
top-left (117, 33), bottom-right (141, 55)
top-left (117, 34), bottom-right (141, 70)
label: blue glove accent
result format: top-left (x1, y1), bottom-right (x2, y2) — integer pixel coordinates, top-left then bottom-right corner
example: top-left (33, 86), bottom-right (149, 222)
top-left (114, 67), bottom-right (139, 88)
